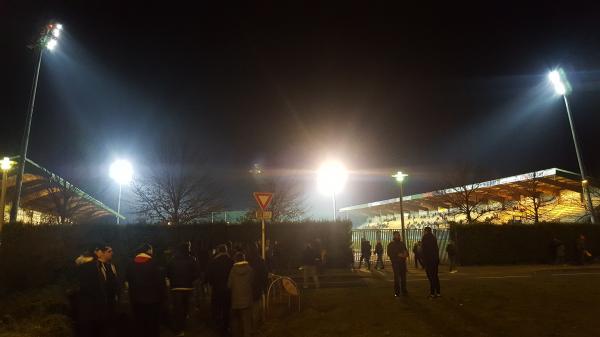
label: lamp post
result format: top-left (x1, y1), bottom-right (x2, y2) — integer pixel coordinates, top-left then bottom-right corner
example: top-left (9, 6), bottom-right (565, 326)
top-left (1, 157), bottom-right (15, 231)
top-left (548, 69), bottom-right (596, 224)
top-left (9, 22), bottom-right (63, 223)
top-left (317, 160), bottom-right (348, 221)
top-left (392, 171), bottom-right (408, 241)
top-left (109, 160), bottom-right (133, 224)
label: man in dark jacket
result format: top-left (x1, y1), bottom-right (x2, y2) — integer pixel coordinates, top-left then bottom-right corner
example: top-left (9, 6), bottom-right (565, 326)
top-left (167, 241), bottom-right (200, 336)
top-left (301, 243), bottom-right (320, 289)
top-left (96, 245), bottom-right (119, 337)
top-left (75, 248), bottom-right (108, 337)
top-left (358, 238), bottom-right (372, 270)
top-left (374, 240), bottom-right (384, 270)
top-left (126, 243), bottom-right (166, 337)
top-left (446, 240), bottom-right (458, 273)
top-left (206, 244), bottom-right (234, 336)
top-left (387, 231), bottom-right (408, 297)
top-left (228, 252), bottom-right (254, 337)
top-left (421, 227), bottom-right (441, 298)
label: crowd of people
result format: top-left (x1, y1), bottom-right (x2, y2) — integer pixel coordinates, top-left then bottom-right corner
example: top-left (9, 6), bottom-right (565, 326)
top-left (72, 241), bottom-right (270, 337)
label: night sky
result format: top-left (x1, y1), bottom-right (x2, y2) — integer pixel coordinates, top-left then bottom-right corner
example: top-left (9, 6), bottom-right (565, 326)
top-left (2, 2), bottom-right (600, 221)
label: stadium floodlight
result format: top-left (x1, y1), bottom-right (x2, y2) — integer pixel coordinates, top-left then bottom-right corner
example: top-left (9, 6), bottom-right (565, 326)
top-left (548, 70), bottom-right (568, 95)
top-left (317, 160), bottom-right (348, 221)
top-left (546, 68), bottom-right (595, 223)
top-left (110, 160), bottom-right (133, 185)
top-left (9, 21), bottom-right (64, 223)
top-left (110, 159), bottom-right (133, 224)
top-left (46, 38), bottom-right (58, 50)
top-left (1, 157), bottom-right (15, 230)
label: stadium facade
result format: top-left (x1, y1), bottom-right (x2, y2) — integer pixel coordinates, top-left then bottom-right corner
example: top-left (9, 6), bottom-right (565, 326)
top-left (1, 157), bottom-right (123, 224)
top-left (340, 168), bottom-right (599, 229)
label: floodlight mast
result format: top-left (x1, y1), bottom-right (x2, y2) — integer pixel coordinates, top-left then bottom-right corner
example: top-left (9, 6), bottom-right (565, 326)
top-left (548, 69), bottom-right (596, 224)
top-left (317, 160), bottom-right (348, 221)
top-left (10, 22), bottom-right (62, 223)
top-left (110, 160), bottom-right (133, 224)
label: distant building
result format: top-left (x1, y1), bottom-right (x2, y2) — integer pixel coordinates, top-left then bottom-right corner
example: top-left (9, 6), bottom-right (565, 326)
top-left (1, 157), bottom-right (123, 224)
top-left (341, 168), bottom-right (599, 228)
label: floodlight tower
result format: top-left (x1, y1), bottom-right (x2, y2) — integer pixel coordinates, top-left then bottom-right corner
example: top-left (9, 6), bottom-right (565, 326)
top-left (392, 171), bottom-right (408, 241)
top-left (317, 160), bottom-right (348, 221)
top-left (9, 22), bottom-right (63, 223)
top-left (110, 160), bottom-right (133, 224)
top-left (548, 69), bottom-right (596, 224)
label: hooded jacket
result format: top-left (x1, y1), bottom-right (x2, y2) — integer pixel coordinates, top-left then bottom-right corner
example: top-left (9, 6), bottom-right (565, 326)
top-left (227, 261), bottom-right (254, 309)
top-left (126, 253), bottom-right (166, 304)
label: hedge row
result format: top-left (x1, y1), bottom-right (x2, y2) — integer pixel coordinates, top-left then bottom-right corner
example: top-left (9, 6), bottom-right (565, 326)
top-left (0, 221), bottom-right (353, 291)
top-left (450, 223), bottom-right (600, 265)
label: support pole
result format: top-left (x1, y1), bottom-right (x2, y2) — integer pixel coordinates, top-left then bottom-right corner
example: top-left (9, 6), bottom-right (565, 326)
top-left (10, 48), bottom-right (44, 223)
top-left (563, 95), bottom-right (596, 224)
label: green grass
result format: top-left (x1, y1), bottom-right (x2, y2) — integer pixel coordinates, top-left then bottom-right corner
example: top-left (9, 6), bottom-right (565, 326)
top-left (256, 272), bottom-right (600, 337)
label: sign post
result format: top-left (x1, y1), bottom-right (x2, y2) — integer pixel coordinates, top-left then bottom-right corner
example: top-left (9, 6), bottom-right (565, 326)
top-left (253, 192), bottom-right (273, 260)
top-left (253, 192), bottom-right (273, 320)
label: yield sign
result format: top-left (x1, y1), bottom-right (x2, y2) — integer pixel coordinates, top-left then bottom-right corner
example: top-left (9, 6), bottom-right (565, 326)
top-left (253, 192), bottom-right (273, 211)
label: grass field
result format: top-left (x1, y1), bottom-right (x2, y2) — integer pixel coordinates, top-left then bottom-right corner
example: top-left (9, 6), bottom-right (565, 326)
top-left (255, 266), bottom-right (600, 337)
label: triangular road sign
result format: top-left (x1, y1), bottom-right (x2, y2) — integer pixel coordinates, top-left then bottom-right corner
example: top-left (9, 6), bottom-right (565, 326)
top-left (253, 192), bottom-right (273, 211)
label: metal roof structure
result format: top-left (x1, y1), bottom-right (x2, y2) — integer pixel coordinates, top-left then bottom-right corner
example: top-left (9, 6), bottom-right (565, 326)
top-left (2, 157), bottom-right (123, 223)
top-left (340, 168), bottom-right (591, 216)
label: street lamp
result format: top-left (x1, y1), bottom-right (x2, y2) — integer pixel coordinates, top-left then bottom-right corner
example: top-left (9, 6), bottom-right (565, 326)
top-left (1, 157), bottom-right (15, 231)
top-left (9, 22), bottom-right (63, 223)
top-left (317, 160), bottom-right (348, 221)
top-left (109, 160), bottom-right (133, 224)
top-left (392, 171), bottom-right (408, 241)
top-left (548, 69), bottom-right (596, 224)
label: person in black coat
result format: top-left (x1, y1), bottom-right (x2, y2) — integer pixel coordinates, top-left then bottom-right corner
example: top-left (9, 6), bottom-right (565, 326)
top-left (245, 243), bottom-right (269, 331)
top-left (167, 241), bottom-right (200, 336)
top-left (206, 244), bottom-right (234, 336)
top-left (75, 249), bottom-right (108, 337)
top-left (421, 227), bottom-right (441, 298)
top-left (387, 231), bottom-right (408, 297)
top-left (126, 244), bottom-right (166, 337)
top-left (374, 240), bottom-right (384, 270)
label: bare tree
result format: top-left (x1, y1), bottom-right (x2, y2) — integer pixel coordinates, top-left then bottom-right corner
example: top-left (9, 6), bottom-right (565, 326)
top-left (435, 168), bottom-right (499, 224)
top-left (515, 172), bottom-right (559, 223)
top-left (132, 145), bottom-right (224, 225)
top-left (39, 176), bottom-right (90, 224)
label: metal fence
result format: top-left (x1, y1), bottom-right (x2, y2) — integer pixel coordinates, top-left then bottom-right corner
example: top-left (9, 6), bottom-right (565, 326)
top-left (351, 228), bottom-right (450, 265)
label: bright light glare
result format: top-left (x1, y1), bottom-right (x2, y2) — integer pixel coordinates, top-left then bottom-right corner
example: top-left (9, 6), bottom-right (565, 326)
top-left (392, 171), bottom-right (408, 183)
top-left (1, 157), bottom-right (13, 171)
top-left (52, 27), bottom-right (60, 38)
top-left (317, 160), bottom-right (348, 195)
top-left (46, 38), bottom-right (58, 50)
top-left (109, 160), bottom-right (133, 185)
top-left (548, 70), bottom-right (566, 95)
top-left (56, 23), bottom-right (63, 30)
